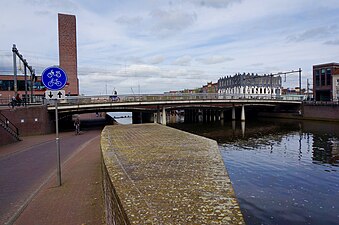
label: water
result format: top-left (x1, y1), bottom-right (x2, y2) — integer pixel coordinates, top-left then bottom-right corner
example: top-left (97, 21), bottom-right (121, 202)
top-left (107, 112), bottom-right (132, 124)
top-left (169, 119), bottom-right (339, 225)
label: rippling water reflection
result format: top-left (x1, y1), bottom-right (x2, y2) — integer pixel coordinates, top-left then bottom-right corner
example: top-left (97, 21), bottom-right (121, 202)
top-left (170, 119), bottom-right (339, 225)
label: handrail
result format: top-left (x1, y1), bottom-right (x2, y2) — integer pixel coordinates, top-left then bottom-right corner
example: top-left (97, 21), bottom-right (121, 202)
top-left (0, 111), bottom-right (19, 137)
top-left (48, 93), bottom-right (306, 106)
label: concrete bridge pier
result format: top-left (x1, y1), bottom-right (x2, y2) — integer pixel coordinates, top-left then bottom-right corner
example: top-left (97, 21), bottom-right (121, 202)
top-left (154, 113), bottom-right (157, 123)
top-left (202, 109), bottom-right (207, 123)
top-left (207, 109), bottom-right (211, 123)
top-left (157, 108), bottom-right (161, 123)
top-left (195, 109), bottom-right (199, 123)
top-left (241, 105), bottom-right (245, 121)
top-left (232, 106), bottom-right (236, 120)
top-left (210, 110), bottom-right (215, 122)
top-left (162, 107), bottom-right (166, 125)
top-left (169, 110), bottom-right (177, 124)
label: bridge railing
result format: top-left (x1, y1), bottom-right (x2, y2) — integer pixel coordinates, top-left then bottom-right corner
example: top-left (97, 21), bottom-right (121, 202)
top-left (49, 93), bottom-right (305, 106)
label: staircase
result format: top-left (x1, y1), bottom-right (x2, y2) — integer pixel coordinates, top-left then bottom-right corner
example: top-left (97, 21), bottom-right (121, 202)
top-left (0, 112), bottom-right (21, 141)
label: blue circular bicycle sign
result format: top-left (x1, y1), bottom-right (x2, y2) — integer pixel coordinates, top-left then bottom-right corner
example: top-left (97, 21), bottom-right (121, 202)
top-left (41, 66), bottom-right (68, 90)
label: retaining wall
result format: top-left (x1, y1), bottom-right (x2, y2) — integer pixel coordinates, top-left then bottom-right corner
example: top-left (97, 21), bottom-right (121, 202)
top-left (1, 106), bottom-right (54, 136)
top-left (101, 124), bottom-right (244, 224)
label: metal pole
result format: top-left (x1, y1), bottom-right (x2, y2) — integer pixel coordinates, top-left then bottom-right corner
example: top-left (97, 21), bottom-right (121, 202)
top-left (55, 100), bottom-right (61, 186)
top-left (24, 64), bottom-right (27, 106)
top-left (299, 68), bottom-right (302, 95)
top-left (270, 74), bottom-right (273, 99)
top-left (12, 44), bottom-right (17, 96)
top-left (31, 69), bottom-right (35, 103)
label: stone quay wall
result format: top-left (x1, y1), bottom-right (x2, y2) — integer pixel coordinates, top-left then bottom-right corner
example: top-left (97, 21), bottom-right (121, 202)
top-left (101, 124), bottom-right (244, 225)
top-left (302, 103), bottom-right (339, 122)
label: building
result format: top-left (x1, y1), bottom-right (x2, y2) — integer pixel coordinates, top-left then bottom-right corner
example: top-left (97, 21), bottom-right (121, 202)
top-left (58, 13), bottom-right (79, 95)
top-left (0, 74), bottom-right (45, 103)
top-left (202, 82), bottom-right (218, 93)
top-left (0, 13), bottom-right (79, 103)
top-left (218, 73), bottom-right (282, 98)
top-left (313, 63), bottom-right (339, 101)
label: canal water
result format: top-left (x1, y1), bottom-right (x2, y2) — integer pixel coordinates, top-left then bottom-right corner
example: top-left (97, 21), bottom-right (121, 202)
top-left (169, 119), bottom-right (339, 225)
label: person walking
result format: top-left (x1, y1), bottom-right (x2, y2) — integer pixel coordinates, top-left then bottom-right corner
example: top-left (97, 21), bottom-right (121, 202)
top-left (74, 117), bottom-right (80, 135)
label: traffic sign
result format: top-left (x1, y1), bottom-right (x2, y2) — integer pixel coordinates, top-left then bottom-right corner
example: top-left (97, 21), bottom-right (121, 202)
top-left (45, 90), bottom-right (66, 100)
top-left (41, 66), bottom-right (68, 90)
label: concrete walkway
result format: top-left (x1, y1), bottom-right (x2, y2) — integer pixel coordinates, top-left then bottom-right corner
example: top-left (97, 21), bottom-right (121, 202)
top-left (0, 132), bottom-right (104, 225)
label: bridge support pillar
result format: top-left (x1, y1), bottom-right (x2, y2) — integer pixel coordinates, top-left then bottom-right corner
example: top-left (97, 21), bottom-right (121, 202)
top-left (154, 113), bottom-right (157, 123)
top-left (232, 106), bottom-right (236, 120)
top-left (157, 108), bottom-right (161, 123)
top-left (241, 105), bottom-right (245, 121)
top-left (220, 110), bottom-right (224, 120)
top-left (162, 107), bottom-right (166, 125)
top-left (195, 109), bottom-right (199, 123)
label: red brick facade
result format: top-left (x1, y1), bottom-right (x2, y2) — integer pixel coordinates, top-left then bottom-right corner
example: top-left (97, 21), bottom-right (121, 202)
top-left (58, 13), bottom-right (79, 95)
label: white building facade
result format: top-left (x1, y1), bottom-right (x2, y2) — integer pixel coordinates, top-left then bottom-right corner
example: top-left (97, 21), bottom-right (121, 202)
top-left (218, 73), bottom-right (282, 98)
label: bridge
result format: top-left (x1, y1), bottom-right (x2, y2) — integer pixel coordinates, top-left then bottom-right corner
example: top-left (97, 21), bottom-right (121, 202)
top-left (47, 93), bottom-right (303, 124)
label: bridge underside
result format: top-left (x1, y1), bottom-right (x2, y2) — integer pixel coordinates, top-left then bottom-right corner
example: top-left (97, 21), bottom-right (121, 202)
top-left (48, 100), bottom-right (301, 127)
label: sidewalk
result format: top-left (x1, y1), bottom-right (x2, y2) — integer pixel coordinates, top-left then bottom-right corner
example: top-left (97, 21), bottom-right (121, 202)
top-left (12, 134), bottom-right (105, 225)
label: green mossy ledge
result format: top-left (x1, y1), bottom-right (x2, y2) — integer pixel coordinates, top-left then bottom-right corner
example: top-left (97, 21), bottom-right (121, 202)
top-left (101, 124), bottom-right (245, 225)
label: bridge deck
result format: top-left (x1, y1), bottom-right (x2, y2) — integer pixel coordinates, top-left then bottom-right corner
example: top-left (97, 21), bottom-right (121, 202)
top-left (101, 124), bottom-right (244, 224)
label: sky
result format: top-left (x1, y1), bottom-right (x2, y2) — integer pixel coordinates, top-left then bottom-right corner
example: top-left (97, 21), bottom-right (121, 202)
top-left (1, 0), bottom-right (339, 95)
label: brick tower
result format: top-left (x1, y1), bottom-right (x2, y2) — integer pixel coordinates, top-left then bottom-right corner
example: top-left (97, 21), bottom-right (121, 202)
top-left (58, 13), bottom-right (79, 95)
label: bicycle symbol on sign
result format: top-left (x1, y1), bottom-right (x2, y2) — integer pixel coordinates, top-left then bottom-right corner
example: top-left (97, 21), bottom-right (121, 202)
top-left (47, 70), bottom-right (62, 78)
top-left (48, 78), bottom-right (62, 87)
top-left (42, 66), bottom-right (67, 91)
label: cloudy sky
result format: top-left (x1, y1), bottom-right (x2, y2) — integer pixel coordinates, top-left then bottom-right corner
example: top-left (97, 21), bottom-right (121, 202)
top-left (1, 0), bottom-right (339, 95)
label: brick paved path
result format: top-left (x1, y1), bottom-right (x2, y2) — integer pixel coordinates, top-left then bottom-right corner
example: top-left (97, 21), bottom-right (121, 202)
top-left (13, 134), bottom-right (104, 225)
top-left (0, 130), bottom-right (104, 225)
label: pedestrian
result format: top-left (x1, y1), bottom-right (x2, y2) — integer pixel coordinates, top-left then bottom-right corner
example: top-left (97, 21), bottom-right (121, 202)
top-left (9, 96), bottom-right (16, 109)
top-left (15, 94), bottom-right (22, 106)
top-left (74, 117), bottom-right (80, 135)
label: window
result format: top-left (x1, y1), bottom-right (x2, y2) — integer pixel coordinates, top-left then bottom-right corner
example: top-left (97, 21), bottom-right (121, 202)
top-left (321, 69), bottom-right (325, 86)
top-left (0, 80), bottom-right (14, 91)
top-left (315, 70), bottom-right (320, 87)
top-left (326, 68), bottom-right (331, 86)
top-left (316, 75), bottom-right (320, 86)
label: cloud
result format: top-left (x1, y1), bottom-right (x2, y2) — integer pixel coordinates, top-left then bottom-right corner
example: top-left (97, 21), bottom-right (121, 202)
top-left (287, 25), bottom-right (338, 42)
top-left (149, 9), bottom-right (197, 36)
top-left (115, 16), bottom-right (143, 25)
top-left (185, 0), bottom-right (241, 8)
top-left (197, 55), bottom-right (233, 64)
top-left (147, 55), bottom-right (165, 64)
top-left (324, 39), bottom-right (339, 45)
top-left (172, 55), bottom-right (192, 66)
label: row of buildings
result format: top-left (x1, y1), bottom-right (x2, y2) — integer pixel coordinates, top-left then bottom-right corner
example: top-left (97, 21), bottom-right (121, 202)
top-left (173, 63), bottom-right (339, 101)
top-left (1, 63), bottom-right (339, 102)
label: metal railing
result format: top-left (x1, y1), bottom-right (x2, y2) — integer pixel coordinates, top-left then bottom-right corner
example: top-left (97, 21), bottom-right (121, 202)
top-left (45, 93), bottom-right (306, 106)
top-left (0, 111), bottom-right (20, 139)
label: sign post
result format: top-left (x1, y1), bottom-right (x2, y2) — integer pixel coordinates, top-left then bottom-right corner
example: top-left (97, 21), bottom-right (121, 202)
top-left (42, 66), bottom-right (68, 186)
